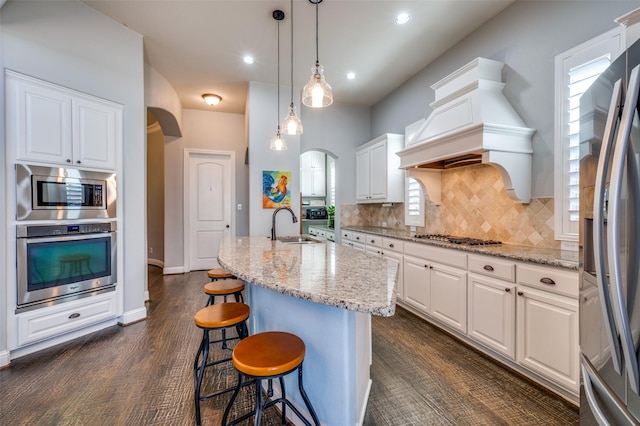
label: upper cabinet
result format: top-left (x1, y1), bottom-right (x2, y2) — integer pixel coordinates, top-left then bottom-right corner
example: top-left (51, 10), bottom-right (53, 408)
top-left (356, 133), bottom-right (404, 203)
top-left (300, 151), bottom-right (326, 197)
top-left (6, 70), bottom-right (122, 171)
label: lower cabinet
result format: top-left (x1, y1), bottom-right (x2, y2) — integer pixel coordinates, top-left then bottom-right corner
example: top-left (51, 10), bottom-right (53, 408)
top-left (403, 255), bottom-right (430, 312)
top-left (516, 286), bottom-right (579, 393)
top-left (430, 262), bottom-right (467, 334)
top-left (467, 273), bottom-right (516, 359)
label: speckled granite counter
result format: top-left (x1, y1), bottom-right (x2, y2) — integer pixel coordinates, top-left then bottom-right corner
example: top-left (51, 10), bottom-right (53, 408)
top-left (218, 236), bottom-right (398, 316)
top-left (341, 226), bottom-right (579, 271)
top-left (218, 236), bottom-right (392, 424)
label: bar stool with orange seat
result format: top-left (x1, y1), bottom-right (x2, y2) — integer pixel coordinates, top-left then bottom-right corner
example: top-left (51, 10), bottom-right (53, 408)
top-left (222, 331), bottom-right (320, 426)
top-left (193, 302), bottom-right (250, 426)
top-left (204, 278), bottom-right (245, 306)
top-left (207, 267), bottom-right (235, 281)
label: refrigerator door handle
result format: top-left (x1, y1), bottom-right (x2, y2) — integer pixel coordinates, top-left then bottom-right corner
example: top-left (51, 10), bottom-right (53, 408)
top-left (608, 64), bottom-right (640, 394)
top-left (581, 353), bottom-right (640, 426)
top-left (594, 78), bottom-right (624, 374)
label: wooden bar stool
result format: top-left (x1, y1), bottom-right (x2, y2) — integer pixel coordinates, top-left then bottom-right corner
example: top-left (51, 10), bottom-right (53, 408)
top-left (204, 278), bottom-right (245, 306)
top-left (207, 267), bottom-right (235, 281)
top-left (193, 302), bottom-right (250, 426)
top-left (222, 331), bottom-right (320, 426)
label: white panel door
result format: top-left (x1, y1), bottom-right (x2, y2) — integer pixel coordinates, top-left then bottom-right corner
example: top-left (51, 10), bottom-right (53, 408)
top-left (368, 141), bottom-right (388, 200)
top-left (188, 153), bottom-right (232, 271)
top-left (430, 263), bottom-right (467, 333)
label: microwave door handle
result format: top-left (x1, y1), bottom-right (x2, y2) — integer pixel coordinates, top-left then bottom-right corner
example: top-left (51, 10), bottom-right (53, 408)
top-left (593, 78), bottom-right (624, 374)
top-left (608, 64), bottom-right (640, 394)
top-left (581, 353), bottom-right (640, 426)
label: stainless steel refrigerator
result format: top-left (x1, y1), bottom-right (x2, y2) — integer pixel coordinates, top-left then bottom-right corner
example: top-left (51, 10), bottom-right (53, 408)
top-left (580, 38), bottom-right (640, 425)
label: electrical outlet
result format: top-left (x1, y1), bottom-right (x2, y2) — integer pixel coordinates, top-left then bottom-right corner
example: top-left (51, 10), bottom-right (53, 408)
top-left (149, 247), bottom-right (153, 254)
top-left (237, 204), bottom-right (243, 210)
top-left (381, 221), bottom-right (387, 227)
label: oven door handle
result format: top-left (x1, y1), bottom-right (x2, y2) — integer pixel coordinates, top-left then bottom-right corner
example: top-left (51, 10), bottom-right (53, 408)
top-left (18, 232), bottom-right (115, 243)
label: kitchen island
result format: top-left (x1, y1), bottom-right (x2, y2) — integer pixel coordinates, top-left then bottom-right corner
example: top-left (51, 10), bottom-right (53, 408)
top-left (218, 236), bottom-right (398, 426)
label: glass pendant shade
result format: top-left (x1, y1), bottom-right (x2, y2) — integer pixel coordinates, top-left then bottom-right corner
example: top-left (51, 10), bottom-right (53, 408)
top-left (302, 62), bottom-right (333, 108)
top-left (282, 103), bottom-right (303, 135)
top-left (270, 128), bottom-right (287, 151)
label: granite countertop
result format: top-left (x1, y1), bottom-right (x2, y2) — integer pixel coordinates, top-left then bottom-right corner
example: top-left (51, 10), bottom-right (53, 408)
top-left (342, 226), bottom-right (579, 271)
top-left (218, 236), bottom-right (398, 317)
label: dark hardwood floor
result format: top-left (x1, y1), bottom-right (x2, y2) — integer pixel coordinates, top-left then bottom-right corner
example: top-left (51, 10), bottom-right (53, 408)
top-left (1, 266), bottom-right (578, 425)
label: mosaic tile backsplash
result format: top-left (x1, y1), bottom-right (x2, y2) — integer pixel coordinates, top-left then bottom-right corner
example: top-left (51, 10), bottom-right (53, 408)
top-left (341, 164), bottom-right (559, 249)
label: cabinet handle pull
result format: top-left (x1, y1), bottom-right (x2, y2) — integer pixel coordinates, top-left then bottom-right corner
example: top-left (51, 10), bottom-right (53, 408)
top-left (389, 243), bottom-right (394, 248)
top-left (66, 159), bottom-right (72, 163)
top-left (69, 312), bottom-right (80, 319)
top-left (517, 291), bottom-right (524, 296)
top-left (76, 160), bottom-right (81, 164)
top-left (540, 277), bottom-right (556, 285)
top-left (483, 265), bottom-right (494, 271)
top-left (356, 237), bottom-right (360, 240)
top-left (505, 288), bottom-right (511, 293)
top-left (370, 239), bottom-right (375, 243)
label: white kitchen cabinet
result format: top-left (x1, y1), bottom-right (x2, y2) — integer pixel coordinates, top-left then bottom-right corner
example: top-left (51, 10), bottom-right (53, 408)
top-left (516, 275), bottom-right (579, 394)
top-left (355, 133), bottom-right (405, 203)
top-left (341, 230), bottom-right (365, 251)
top-left (6, 70), bottom-right (122, 171)
top-left (16, 291), bottom-right (119, 347)
top-left (429, 262), bottom-right (467, 334)
top-left (468, 273), bottom-right (516, 359)
top-left (300, 151), bottom-right (326, 196)
top-left (467, 254), bottom-right (517, 359)
top-left (403, 254), bottom-right (430, 313)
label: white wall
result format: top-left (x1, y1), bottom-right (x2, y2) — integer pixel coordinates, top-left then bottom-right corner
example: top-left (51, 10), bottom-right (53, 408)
top-left (0, 2), bottom-right (7, 366)
top-left (248, 81), bottom-right (301, 237)
top-left (1, 0), bottom-right (146, 357)
top-left (372, 1), bottom-right (640, 198)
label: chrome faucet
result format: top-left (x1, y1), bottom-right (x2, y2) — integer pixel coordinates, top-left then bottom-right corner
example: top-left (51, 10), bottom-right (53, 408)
top-left (271, 207), bottom-right (298, 240)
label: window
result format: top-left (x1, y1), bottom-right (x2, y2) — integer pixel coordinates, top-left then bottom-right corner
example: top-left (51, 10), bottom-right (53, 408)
top-left (554, 27), bottom-right (624, 246)
top-left (405, 177), bottom-right (425, 227)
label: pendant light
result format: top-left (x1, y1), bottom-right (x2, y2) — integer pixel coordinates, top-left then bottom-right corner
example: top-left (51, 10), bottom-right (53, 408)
top-left (302, 0), bottom-right (333, 108)
top-left (281, 0), bottom-right (303, 135)
top-left (270, 10), bottom-right (287, 151)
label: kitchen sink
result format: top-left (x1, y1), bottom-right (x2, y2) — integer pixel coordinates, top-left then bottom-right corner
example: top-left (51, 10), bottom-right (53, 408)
top-left (277, 236), bottom-right (322, 244)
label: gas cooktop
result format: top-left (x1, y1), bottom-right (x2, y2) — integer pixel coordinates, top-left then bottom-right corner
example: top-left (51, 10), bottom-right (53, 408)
top-left (413, 234), bottom-right (502, 246)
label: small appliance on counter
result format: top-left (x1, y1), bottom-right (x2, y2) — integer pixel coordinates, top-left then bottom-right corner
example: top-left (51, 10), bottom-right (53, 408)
top-left (306, 207), bottom-right (327, 220)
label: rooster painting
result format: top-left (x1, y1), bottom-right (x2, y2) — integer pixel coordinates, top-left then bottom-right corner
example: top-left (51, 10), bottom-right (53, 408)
top-left (263, 170), bottom-right (291, 208)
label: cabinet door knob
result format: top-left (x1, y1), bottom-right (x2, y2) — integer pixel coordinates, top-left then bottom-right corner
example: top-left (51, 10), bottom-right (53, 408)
top-left (483, 265), bottom-right (494, 271)
top-left (370, 239), bottom-right (375, 243)
top-left (389, 243), bottom-right (394, 248)
top-left (505, 288), bottom-right (511, 293)
top-left (517, 291), bottom-right (524, 296)
top-left (66, 159), bottom-right (72, 163)
top-left (76, 160), bottom-right (81, 164)
top-left (540, 277), bottom-right (556, 285)
top-left (424, 265), bottom-right (428, 268)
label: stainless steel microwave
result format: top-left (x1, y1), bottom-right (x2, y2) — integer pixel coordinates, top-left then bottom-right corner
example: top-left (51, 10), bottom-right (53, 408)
top-left (16, 164), bottom-right (116, 220)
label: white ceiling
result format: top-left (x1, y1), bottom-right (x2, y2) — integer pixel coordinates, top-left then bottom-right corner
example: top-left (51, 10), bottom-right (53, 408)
top-left (82, 0), bottom-right (514, 114)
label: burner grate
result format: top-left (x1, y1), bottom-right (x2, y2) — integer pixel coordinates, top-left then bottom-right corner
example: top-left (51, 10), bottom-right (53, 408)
top-left (413, 234), bottom-right (502, 246)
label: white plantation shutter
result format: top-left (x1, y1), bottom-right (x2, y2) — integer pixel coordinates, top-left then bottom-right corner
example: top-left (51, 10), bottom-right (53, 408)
top-left (405, 177), bottom-right (425, 227)
top-left (554, 27), bottom-right (623, 245)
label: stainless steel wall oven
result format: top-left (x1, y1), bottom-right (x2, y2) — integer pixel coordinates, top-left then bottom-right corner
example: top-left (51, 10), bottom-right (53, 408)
top-left (16, 222), bottom-right (117, 313)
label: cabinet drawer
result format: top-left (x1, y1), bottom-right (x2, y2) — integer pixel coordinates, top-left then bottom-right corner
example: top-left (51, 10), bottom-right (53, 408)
top-left (17, 292), bottom-right (119, 346)
top-left (365, 235), bottom-right (383, 247)
top-left (382, 238), bottom-right (404, 253)
top-left (517, 263), bottom-right (578, 298)
top-left (350, 232), bottom-right (365, 244)
top-left (468, 254), bottom-right (516, 282)
top-left (341, 230), bottom-right (352, 240)
top-left (404, 242), bottom-right (467, 269)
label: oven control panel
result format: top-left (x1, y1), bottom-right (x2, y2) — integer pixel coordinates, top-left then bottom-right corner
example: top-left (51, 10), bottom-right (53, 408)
top-left (17, 222), bottom-right (116, 238)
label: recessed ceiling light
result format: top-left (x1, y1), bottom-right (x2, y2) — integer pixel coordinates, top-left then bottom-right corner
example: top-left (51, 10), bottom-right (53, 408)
top-left (202, 94), bottom-right (222, 106)
top-left (243, 55), bottom-right (255, 65)
top-left (347, 72), bottom-right (356, 80)
top-left (394, 13), bottom-right (411, 25)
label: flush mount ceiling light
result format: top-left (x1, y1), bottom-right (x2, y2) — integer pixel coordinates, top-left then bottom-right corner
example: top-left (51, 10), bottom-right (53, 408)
top-left (270, 9), bottom-right (287, 151)
top-left (395, 12), bottom-right (411, 25)
top-left (243, 55), bottom-right (255, 64)
top-left (202, 94), bottom-right (222, 106)
top-left (302, 0), bottom-right (333, 108)
top-left (282, 0), bottom-right (303, 135)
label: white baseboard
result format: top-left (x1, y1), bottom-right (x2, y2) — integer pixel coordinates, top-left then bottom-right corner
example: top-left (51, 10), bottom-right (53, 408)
top-left (144, 290), bottom-right (150, 302)
top-left (163, 266), bottom-right (185, 275)
top-left (147, 258), bottom-right (164, 268)
top-left (0, 349), bottom-right (10, 368)
top-left (118, 306), bottom-right (147, 325)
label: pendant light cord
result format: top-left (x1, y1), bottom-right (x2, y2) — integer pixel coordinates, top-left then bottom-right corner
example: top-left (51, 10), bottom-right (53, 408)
top-left (277, 16), bottom-right (281, 128)
top-left (315, 0), bottom-right (319, 64)
top-left (290, 0), bottom-right (294, 104)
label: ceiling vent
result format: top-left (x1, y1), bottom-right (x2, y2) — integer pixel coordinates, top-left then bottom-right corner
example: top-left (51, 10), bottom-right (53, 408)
top-left (396, 58), bottom-right (535, 203)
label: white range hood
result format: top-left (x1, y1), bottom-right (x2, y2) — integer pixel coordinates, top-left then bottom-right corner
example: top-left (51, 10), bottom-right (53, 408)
top-left (397, 57), bottom-right (535, 203)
